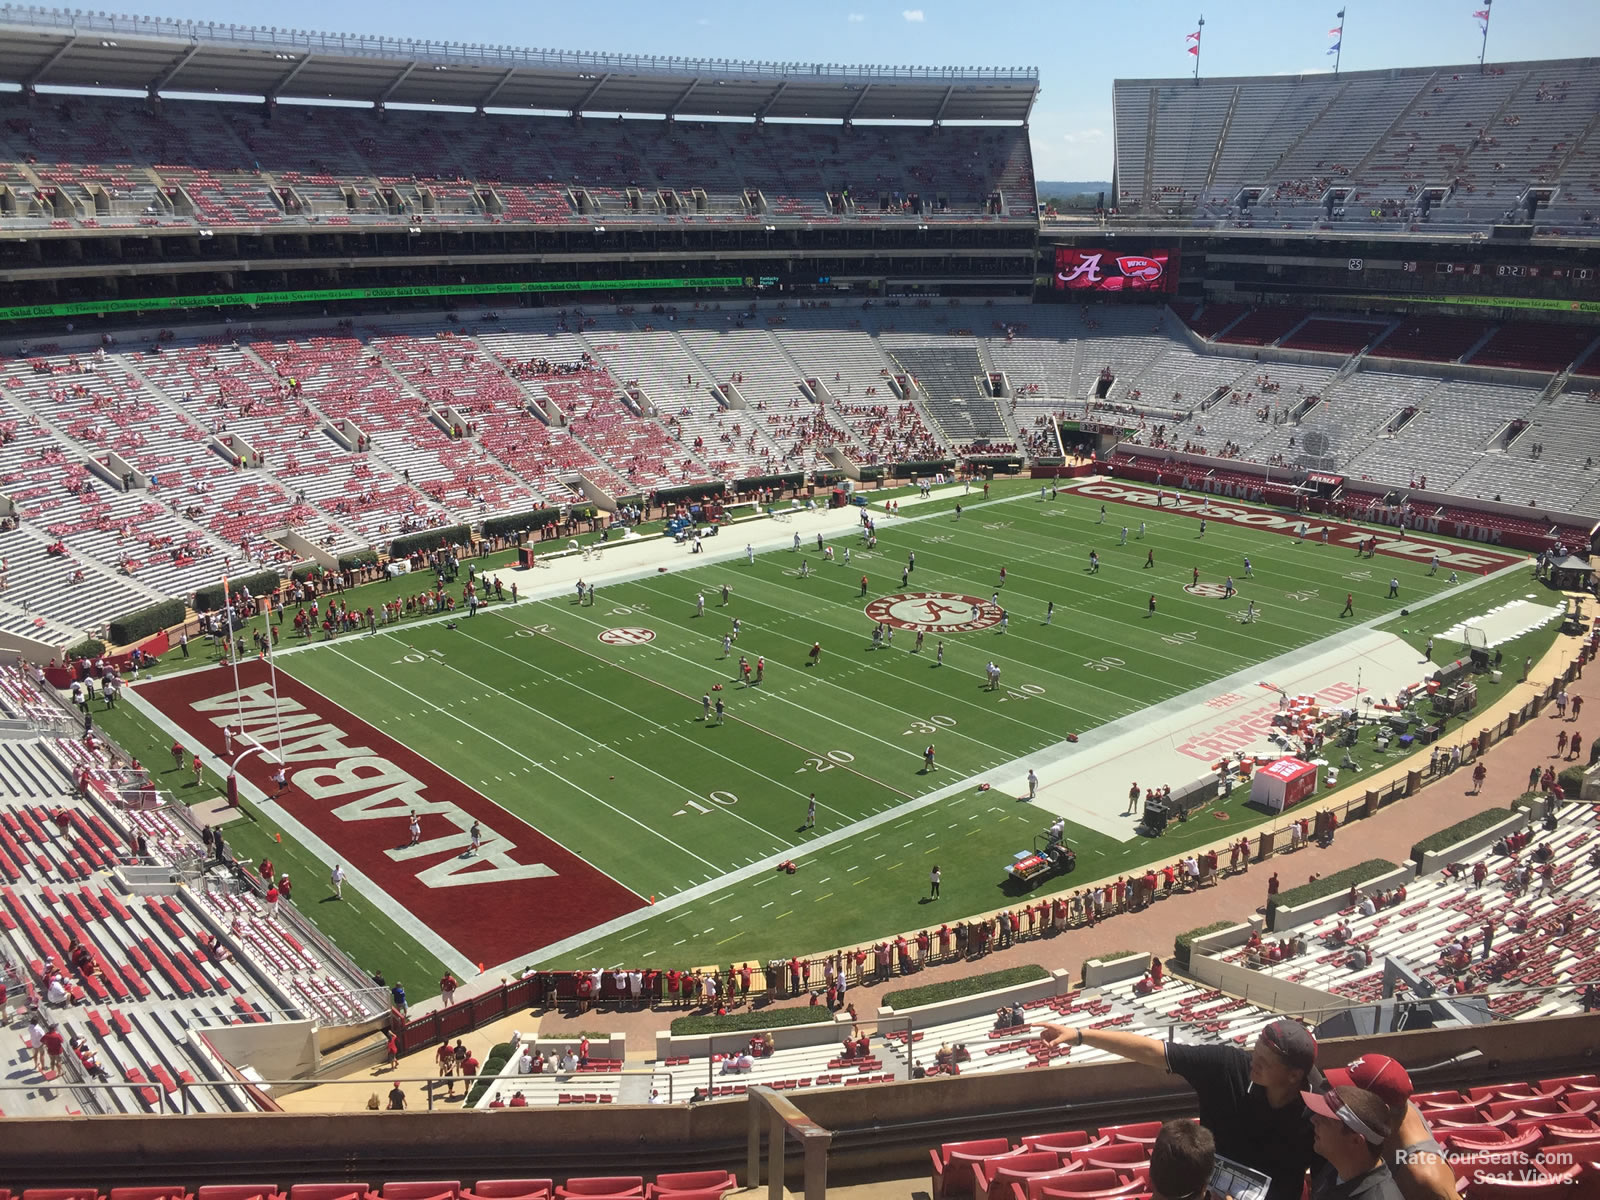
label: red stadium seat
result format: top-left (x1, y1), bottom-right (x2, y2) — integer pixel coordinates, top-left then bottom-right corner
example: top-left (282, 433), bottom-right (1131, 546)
top-left (645, 1172), bottom-right (736, 1200)
top-left (973, 1152), bottom-right (1065, 1200)
top-left (993, 1167), bottom-right (1084, 1200)
top-left (552, 1181), bottom-right (642, 1200)
top-left (1095, 1122), bottom-right (1162, 1147)
top-left (1469, 1084), bottom-right (1539, 1105)
top-left (1020, 1133), bottom-right (1107, 1158)
top-left (1484, 1099), bottom-right (1564, 1123)
top-left (1449, 1128), bottom-right (1543, 1157)
top-left (464, 1182), bottom-right (552, 1200)
top-left (1080, 1147), bottom-right (1149, 1171)
top-left (23, 1192), bottom-right (100, 1200)
top-left (195, 1187), bottom-right (283, 1200)
top-left (930, 1139), bottom-right (1012, 1200)
top-left (1538, 1076), bottom-right (1599, 1097)
top-left (1412, 1090), bottom-right (1469, 1108)
top-left (109, 1189), bottom-right (190, 1200)
top-left (287, 1187), bottom-right (373, 1200)
top-left (380, 1185), bottom-right (461, 1200)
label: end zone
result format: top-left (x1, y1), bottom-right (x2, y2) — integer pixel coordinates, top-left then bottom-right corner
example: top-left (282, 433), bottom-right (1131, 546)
top-left (137, 661), bottom-right (645, 967)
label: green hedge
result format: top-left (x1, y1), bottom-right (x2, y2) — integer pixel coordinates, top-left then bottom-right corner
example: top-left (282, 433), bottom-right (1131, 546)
top-left (669, 1006), bottom-right (837, 1036)
top-left (1561, 765), bottom-right (1588, 794)
top-left (337, 549), bottom-right (379, 572)
top-left (193, 570), bottom-right (280, 613)
top-left (482, 509), bottom-right (559, 540)
top-left (882, 964), bottom-right (1048, 1011)
top-left (857, 466), bottom-right (885, 482)
top-left (728, 473), bottom-right (800, 493)
top-left (1270, 859), bottom-right (1398, 921)
top-left (290, 564), bottom-right (323, 583)
top-left (108, 599), bottom-right (186, 645)
top-left (66, 638), bottom-right (106, 659)
top-left (1411, 808), bottom-right (1517, 859)
top-left (390, 525), bottom-right (470, 560)
top-left (464, 1041), bottom-right (514, 1107)
top-left (1176, 922), bottom-right (1239, 968)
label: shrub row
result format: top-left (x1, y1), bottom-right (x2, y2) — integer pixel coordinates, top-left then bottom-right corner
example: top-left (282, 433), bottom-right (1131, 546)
top-left (390, 525), bottom-right (470, 561)
top-left (1270, 859), bottom-right (1398, 917)
top-left (668, 1006), bottom-right (837, 1036)
top-left (193, 570), bottom-right (280, 613)
top-left (1411, 808), bottom-right (1517, 859)
top-left (464, 1041), bottom-right (514, 1107)
top-left (482, 509), bottom-right (559, 540)
top-left (108, 599), bottom-right (186, 645)
top-left (882, 964), bottom-right (1048, 1011)
top-left (1561, 765), bottom-right (1588, 794)
top-left (66, 638), bottom-right (107, 659)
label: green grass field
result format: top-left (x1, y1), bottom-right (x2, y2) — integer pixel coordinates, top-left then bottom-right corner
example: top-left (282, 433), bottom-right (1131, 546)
top-left (103, 479), bottom-right (1564, 990)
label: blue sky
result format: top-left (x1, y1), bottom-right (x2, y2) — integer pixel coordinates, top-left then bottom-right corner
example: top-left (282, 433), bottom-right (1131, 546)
top-left (107, 0), bottom-right (1597, 179)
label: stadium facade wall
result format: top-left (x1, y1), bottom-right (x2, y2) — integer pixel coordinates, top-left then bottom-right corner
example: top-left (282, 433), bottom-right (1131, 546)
top-left (8, 1017), bottom-right (1600, 1188)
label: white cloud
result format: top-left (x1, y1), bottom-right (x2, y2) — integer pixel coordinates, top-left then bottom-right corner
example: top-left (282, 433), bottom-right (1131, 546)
top-left (901, 8), bottom-right (925, 21)
top-left (848, 11), bottom-right (866, 20)
top-left (1061, 128), bottom-right (1105, 145)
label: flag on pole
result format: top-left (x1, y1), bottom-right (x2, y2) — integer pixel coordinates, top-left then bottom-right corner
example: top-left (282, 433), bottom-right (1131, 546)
top-left (1188, 44), bottom-right (1199, 55)
top-left (1472, 8), bottom-right (1489, 16)
top-left (1327, 42), bottom-right (1340, 53)
top-left (1186, 30), bottom-right (1201, 40)
top-left (1328, 26), bottom-right (1343, 33)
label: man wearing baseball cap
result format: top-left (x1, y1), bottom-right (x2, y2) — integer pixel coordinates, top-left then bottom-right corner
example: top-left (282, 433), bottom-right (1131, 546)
top-left (1323, 1056), bottom-right (1459, 1200)
top-left (1303, 1085), bottom-right (1404, 1200)
top-left (1035, 1017), bottom-right (1320, 1200)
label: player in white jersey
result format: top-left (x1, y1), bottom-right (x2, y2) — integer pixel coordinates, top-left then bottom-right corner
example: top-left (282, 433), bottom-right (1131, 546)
top-left (746, 543), bottom-right (755, 564)
top-left (696, 592), bottom-right (705, 617)
top-left (721, 634), bottom-right (732, 658)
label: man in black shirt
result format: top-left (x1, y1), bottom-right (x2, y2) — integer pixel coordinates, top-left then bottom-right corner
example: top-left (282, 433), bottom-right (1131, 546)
top-left (1036, 1017), bottom-right (1320, 1200)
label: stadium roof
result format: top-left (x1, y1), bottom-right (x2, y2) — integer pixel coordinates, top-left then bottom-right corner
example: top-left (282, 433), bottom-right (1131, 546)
top-left (0, 6), bottom-right (1039, 121)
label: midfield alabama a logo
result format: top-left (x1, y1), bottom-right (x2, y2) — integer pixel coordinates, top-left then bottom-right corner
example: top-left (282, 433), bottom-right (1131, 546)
top-left (864, 592), bottom-right (1002, 633)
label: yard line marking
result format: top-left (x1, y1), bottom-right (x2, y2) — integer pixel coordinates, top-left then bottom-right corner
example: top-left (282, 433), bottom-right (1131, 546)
top-left (729, 914), bottom-right (743, 922)
top-left (817, 877), bottom-right (831, 884)
top-left (814, 893), bottom-right (833, 903)
top-left (642, 950), bottom-right (655, 958)
top-left (674, 939), bottom-right (686, 946)
top-left (776, 911), bottom-right (792, 920)
top-left (874, 854), bottom-right (886, 861)
top-left (458, 619), bottom-right (883, 832)
top-left (717, 933), bottom-right (743, 945)
top-left (791, 889), bottom-right (803, 896)
top-left (708, 894), bottom-right (732, 906)
top-left (761, 901), bottom-right (774, 909)
top-left (337, 645), bottom-right (724, 876)
top-left (621, 930), bottom-right (645, 941)
top-left (902, 842), bottom-right (914, 848)
top-left (846, 865), bottom-right (859, 872)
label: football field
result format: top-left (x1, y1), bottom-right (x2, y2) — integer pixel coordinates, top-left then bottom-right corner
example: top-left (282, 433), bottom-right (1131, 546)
top-left (131, 479), bottom-right (1550, 981)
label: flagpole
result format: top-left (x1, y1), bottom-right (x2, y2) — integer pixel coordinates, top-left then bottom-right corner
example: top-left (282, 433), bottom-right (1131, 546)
top-left (1477, 0), bottom-right (1492, 71)
top-left (1193, 14), bottom-right (1204, 85)
top-left (1333, 9), bottom-right (1345, 75)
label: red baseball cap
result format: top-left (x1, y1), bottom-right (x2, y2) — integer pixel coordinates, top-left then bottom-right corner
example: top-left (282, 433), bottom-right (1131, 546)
top-left (1323, 1055), bottom-right (1413, 1106)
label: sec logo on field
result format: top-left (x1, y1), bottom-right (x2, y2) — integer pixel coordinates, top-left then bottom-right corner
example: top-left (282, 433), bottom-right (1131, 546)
top-left (864, 592), bottom-right (1002, 634)
top-left (598, 627), bottom-right (656, 646)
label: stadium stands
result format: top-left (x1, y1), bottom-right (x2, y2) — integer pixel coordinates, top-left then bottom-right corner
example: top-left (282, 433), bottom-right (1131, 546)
top-left (0, 95), bottom-right (1037, 233)
top-left (9, 298), bottom-right (1600, 638)
top-left (1211, 800), bottom-right (1599, 1018)
top-left (0, 718), bottom-right (384, 1116)
top-left (1114, 57), bottom-right (1600, 235)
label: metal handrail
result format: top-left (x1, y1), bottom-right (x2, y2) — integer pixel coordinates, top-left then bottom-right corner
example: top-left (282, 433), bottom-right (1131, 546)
top-left (746, 1085), bottom-right (831, 1200)
top-left (0, 6), bottom-right (1039, 85)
